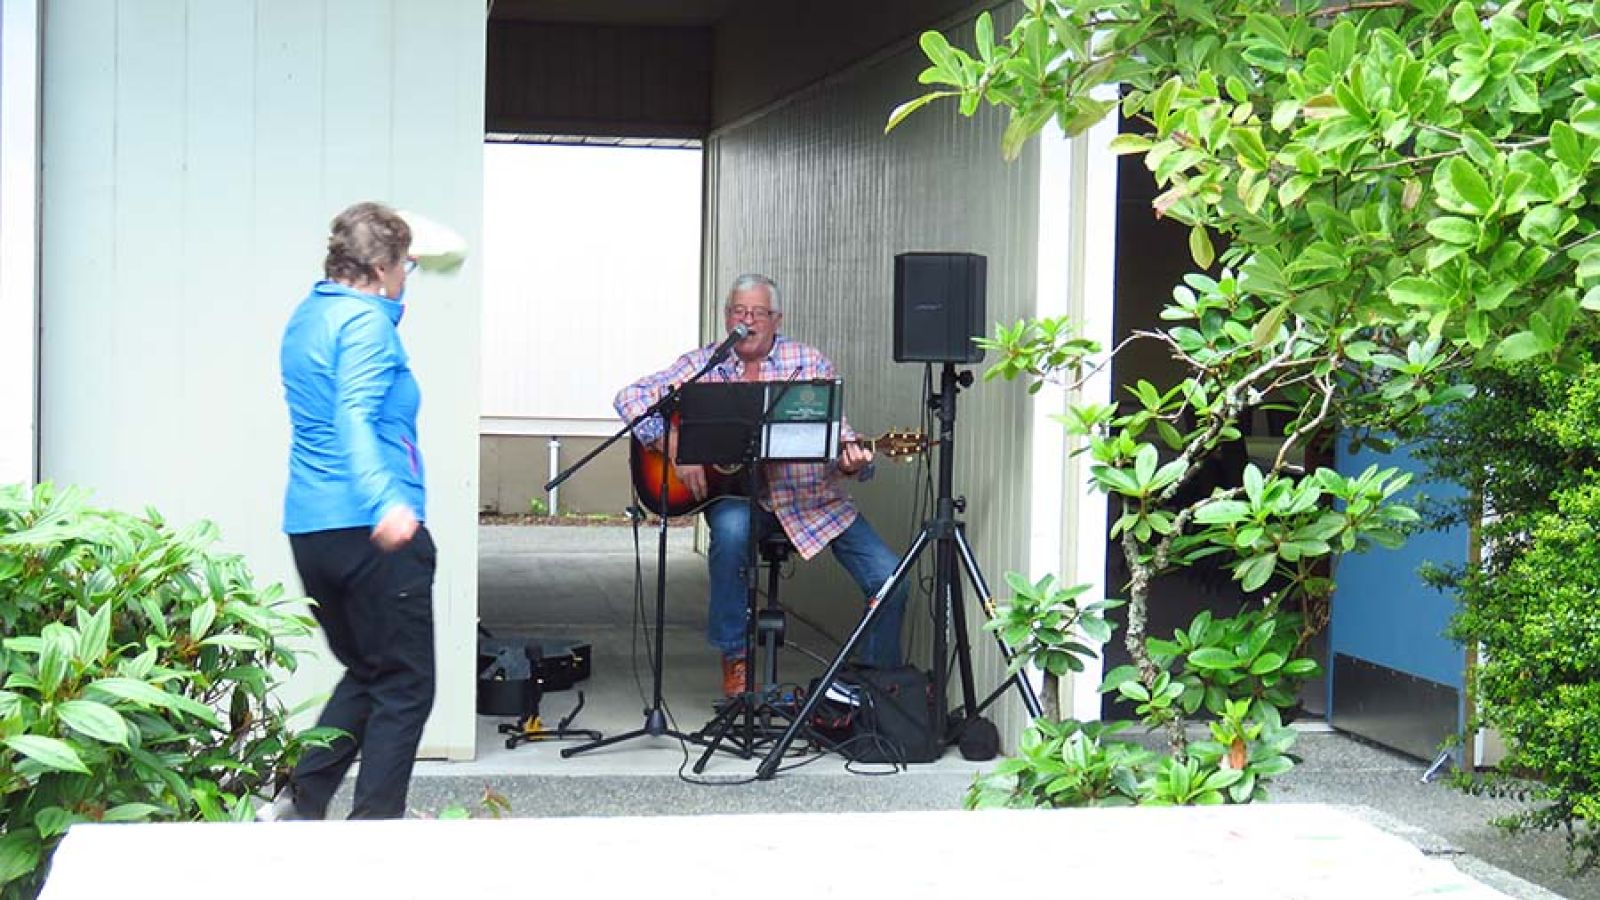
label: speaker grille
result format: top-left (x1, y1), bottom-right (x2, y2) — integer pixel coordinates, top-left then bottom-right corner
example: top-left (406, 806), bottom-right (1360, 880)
top-left (893, 252), bottom-right (986, 363)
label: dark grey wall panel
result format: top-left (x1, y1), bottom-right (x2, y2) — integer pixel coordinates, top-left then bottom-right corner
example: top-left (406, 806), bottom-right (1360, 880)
top-left (1331, 654), bottom-right (1461, 763)
top-left (487, 21), bottom-right (712, 137)
top-left (712, 0), bottom-right (980, 127)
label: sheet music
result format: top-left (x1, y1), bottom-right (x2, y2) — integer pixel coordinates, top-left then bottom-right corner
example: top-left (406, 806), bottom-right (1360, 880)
top-left (766, 422), bottom-right (833, 460)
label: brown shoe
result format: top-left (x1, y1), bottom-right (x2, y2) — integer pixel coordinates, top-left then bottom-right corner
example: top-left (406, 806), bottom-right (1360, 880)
top-left (720, 656), bottom-right (749, 697)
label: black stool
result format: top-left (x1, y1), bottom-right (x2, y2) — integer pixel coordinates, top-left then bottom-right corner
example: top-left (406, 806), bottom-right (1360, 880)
top-left (752, 532), bottom-right (794, 691)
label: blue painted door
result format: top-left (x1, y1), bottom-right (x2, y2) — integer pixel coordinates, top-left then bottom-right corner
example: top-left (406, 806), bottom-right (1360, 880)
top-left (1328, 440), bottom-right (1469, 761)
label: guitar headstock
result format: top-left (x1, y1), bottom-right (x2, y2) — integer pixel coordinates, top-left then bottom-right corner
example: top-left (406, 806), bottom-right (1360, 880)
top-left (874, 430), bottom-right (930, 461)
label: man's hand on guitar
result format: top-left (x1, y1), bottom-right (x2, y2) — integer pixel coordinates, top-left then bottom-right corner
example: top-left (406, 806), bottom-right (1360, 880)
top-left (659, 433), bottom-right (708, 500)
top-left (675, 462), bottom-right (709, 500)
top-left (838, 442), bottom-right (874, 476)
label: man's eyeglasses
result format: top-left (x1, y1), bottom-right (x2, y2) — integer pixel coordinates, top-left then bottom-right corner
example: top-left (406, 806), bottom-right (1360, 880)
top-left (726, 305), bottom-right (776, 321)
top-left (403, 258), bottom-right (419, 275)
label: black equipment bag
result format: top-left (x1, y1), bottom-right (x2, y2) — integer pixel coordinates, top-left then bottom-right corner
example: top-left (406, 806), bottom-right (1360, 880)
top-left (810, 665), bottom-right (941, 764)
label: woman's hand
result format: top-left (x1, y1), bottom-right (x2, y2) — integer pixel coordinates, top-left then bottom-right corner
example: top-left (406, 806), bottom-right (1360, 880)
top-left (372, 504), bottom-right (419, 551)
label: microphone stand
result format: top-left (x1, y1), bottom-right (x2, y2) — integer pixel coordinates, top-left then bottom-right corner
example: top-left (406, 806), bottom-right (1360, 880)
top-left (553, 327), bottom-right (750, 758)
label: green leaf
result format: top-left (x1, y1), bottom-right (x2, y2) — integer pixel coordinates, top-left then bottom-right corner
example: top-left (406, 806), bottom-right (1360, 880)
top-left (102, 803), bottom-right (163, 823)
top-left (1189, 226), bottom-right (1215, 270)
top-left (1425, 217), bottom-right (1478, 246)
top-left (34, 808), bottom-right (75, 840)
top-left (1151, 77), bottom-right (1182, 131)
top-left (1249, 652), bottom-right (1286, 675)
top-left (1252, 755), bottom-right (1295, 777)
top-left (1109, 134), bottom-right (1155, 155)
top-left (4, 735), bottom-right (90, 774)
top-left (1574, 109), bottom-right (1600, 140)
top-left (1549, 121), bottom-right (1590, 171)
top-left (0, 830), bottom-right (41, 885)
top-left (85, 677), bottom-right (222, 728)
top-left (1445, 158), bottom-right (1494, 215)
top-left (57, 699), bottom-right (130, 746)
top-left (1494, 330), bottom-right (1553, 362)
top-left (190, 599), bottom-right (218, 642)
top-left (1448, 66), bottom-right (1488, 105)
top-left (75, 604), bottom-right (111, 666)
top-left (1194, 500), bottom-right (1251, 524)
top-left (885, 92), bottom-right (956, 133)
top-left (1283, 658), bottom-right (1320, 677)
top-left (1388, 277), bottom-right (1448, 307)
top-left (1187, 648), bottom-right (1241, 670)
top-left (1134, 443), bottom-right (1158, 486)
top-left (1237, 552), bottom-right (1277, 592)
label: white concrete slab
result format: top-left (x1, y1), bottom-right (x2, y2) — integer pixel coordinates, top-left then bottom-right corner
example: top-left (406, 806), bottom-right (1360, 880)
top-left (42, 805), bottom-right (1507, 899)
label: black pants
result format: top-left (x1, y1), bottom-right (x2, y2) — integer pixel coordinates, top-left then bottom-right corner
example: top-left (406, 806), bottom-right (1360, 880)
top-left (287, 525), bottom-right (436, 819)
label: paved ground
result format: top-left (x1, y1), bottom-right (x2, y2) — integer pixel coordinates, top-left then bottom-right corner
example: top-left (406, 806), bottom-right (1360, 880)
top-left (384, 525), bottom-right (1599, 899)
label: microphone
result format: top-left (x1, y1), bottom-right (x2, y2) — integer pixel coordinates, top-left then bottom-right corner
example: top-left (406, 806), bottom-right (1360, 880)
top-left (706, 323), bottom-right (752, 367)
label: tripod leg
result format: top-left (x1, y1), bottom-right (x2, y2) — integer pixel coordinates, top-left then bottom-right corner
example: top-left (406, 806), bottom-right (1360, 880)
top-left (953, 525), bottom-right (1044, 718)
top-left (693, 699), bottom-right (751, 772)
top-left (947, 555), bottom-right (982, 724)
top-left (755, 526), bottom-right (935, 780)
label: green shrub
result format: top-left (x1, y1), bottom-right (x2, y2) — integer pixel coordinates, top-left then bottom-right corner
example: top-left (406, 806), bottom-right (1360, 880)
top-left (0, 484), bottom-right (332, 897)
top-left (1451, 480), bottom-right (1600, 870)
top-left (1416, 330), bottom-right (1600, 871)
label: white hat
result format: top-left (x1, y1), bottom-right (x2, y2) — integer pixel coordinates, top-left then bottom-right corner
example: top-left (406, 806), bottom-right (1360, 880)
top-left (397, 209), bottom-right (468, 274)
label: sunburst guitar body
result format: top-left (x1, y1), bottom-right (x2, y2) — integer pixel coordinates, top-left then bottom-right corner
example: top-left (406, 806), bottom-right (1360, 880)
top-left (629, 430), bottom-right (929, 518)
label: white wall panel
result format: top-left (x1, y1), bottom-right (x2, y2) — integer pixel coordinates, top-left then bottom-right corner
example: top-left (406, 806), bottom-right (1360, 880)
top-left (40, 0), bottom-right (485, 759)
top-left (0, 0), bottom-right (42, 485)
top-left (480, 144), bottom-right (701, 427)
top-left (707, 5), bottom-right (1052, 742)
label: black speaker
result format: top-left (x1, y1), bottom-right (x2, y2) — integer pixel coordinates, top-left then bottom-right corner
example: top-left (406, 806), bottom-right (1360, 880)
top-left (893, 252), bottom-right (987, 363)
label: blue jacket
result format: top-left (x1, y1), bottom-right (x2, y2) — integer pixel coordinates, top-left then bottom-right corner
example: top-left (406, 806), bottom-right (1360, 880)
top-left (281, 280), bottom-right (426, 534)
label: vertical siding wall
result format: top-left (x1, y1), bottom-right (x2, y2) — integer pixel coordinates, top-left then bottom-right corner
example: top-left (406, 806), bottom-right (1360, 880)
top-left (0, 0), bottom-right (42, 485)
top-left (39, 0), bottom-right (486, 759)
top-left (705, 9), bottom-right (1048, 740)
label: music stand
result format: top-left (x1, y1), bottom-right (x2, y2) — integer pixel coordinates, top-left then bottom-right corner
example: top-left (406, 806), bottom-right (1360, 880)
top-left (682, 378), bottom-right (842, 769)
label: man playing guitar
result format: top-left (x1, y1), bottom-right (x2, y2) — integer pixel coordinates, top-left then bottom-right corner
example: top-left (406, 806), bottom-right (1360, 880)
top-left (614, 273), bottom-right (909, 697)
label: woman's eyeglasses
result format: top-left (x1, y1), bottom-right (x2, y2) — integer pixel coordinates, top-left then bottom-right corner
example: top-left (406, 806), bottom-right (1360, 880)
top-left (403, 258), bottom-right (419, 275)
top-left (726, 305), bottom-right (775, 320)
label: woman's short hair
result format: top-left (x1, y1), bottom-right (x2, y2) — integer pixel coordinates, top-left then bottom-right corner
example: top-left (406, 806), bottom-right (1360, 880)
top-left (727, 273), bottom-right (781, 313)
top-left (324, 202), bottom-right (412, 283)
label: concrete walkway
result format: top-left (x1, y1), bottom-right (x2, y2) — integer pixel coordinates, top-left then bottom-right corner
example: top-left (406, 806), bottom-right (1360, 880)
top-left (43, 806), bottom-right (1538, 899)
top-left (421, 525), bottom-right (1594, 899)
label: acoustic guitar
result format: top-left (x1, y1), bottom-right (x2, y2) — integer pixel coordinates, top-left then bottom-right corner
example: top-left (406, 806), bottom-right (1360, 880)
top-left (630, 430), bottom-right (929, 518)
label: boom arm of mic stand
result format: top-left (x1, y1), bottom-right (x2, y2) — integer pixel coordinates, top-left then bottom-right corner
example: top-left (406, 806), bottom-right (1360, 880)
top-left (544, 364), bottom-right (724, 495)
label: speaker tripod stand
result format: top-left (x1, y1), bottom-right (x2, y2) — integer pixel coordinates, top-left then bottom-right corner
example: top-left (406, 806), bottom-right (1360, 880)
top-left (756, 363), bottom-right (1043, 779)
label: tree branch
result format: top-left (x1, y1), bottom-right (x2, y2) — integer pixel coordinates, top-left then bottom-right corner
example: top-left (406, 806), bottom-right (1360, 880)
top-left (1356, 147), bottom-right (1463, 174)
top-left (1316, 0), bottom-right (1411, 15)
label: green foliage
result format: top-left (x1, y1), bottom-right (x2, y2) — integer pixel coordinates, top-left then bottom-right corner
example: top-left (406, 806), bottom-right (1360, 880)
top-left (1456, 481), bottom-right (1600, 871)
top-left (0, 484), bottom-right (332, 897)
top-left (435, 785), bottom-right (513, 820)
top-left (529, 497), bottom-right (550, 517)
top-left (966, 701), bottom-right (1296, 808)
top-left (988, 574), bottom-right (1120, 681)
top-left (1125, 608), bottom-right (1321, 721)
top-left (1420, 333), bottom-right (1600, 872)
top-left (909, 0), bottom-right (1600, 811)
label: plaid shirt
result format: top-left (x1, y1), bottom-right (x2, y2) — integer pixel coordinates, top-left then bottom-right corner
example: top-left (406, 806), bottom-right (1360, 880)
top-left (614, 335), bottom-right (864, 560)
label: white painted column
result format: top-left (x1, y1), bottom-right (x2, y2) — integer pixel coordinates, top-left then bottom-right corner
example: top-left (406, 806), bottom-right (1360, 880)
top-left (0, 0), bottom-right (41, 486)
top-left (1027, 123), bottom-right (1074, 714)
top-left (1058, 101), bottom-right (1122, 721)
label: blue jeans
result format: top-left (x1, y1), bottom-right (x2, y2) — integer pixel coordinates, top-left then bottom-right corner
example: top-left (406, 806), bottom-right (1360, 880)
top-left (704, 498), bottom-right (907, 669)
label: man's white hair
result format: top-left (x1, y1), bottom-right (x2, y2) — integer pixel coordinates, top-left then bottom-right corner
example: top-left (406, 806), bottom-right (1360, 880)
top-left (726, 273), bottom-right (780, 312)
